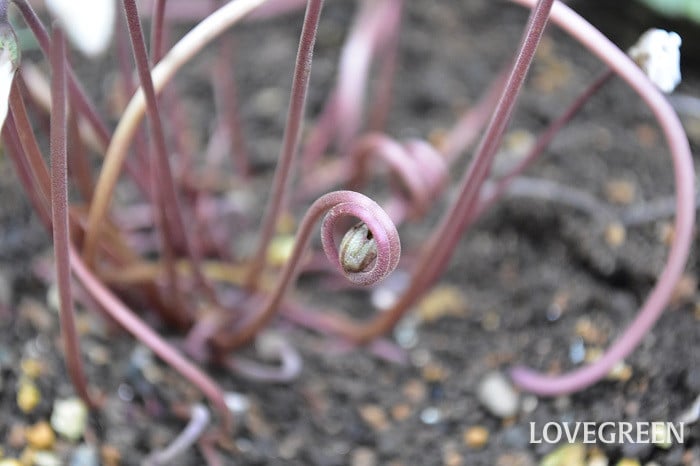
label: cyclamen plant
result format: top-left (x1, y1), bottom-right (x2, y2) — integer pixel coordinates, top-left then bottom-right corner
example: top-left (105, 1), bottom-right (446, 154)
top-left (0, 0), bottom-right (694, 460)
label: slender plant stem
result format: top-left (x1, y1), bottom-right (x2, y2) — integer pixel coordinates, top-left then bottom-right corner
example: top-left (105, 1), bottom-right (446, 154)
top-left (245, 0), bottom-right (324, 290)
top-left (124, 0), bottom-right (222, 310)
top-left (150, 0), bottom-right (168, 63)
top-left (82, 0), bottom-right (267, 264)
top-left (214, 191), bottom-right (399, 351)
top-left (213, 37), bottom-right (250, 177)
top-left (470, 69), bottom-right (614, 220)
top-left (9, 77), bottom-right (51, 202)
top-left (329, 0), bottom-right (556, 343)
top-left (67, 108), bottom-right (95, 202)
top-left (68, 245), bottom-right (232, 432)
top-left (116, 10), bottom-right (153, 199)
top-left (123, 0), bottom-right (189, 314)
top-left (12, 0), bottom-right (151, 192)
top-left (507, 0), bottom-right (695, 395)
top-left (3, 113), bottom-right (51, 228)
top-left (49, 26), bottom-right (95, 408)
top-left (13, 1), bottom-right (109, 143)
top-left (145, 404), bottom-right (210, 465)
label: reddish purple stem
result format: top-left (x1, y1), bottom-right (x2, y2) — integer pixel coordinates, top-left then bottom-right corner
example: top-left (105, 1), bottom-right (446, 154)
top-left (49, 26), bottom-right (95, 408)
top-left (246, 0), bottom-right (324, 289)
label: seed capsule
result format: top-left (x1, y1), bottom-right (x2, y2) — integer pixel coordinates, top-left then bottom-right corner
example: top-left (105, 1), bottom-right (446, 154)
top-left (339, 222), bottom-right (377, 273)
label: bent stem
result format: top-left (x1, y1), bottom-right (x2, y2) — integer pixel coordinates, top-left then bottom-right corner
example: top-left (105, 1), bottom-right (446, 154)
top-left (328, 0), bottom-right (556, 343)
top-left (226, 332), bottom-right (302, 383)
top-left (245, 0), bottom-right (324, 289)
top-left (82, 0), bottom-right (267, 265)
top-left (49, 26), bottom-right (95, 408)
top-left (145, 403), bottom-right (211, 466)
top-left (68, 245), bottom-right (233, 432)
top-left (471, 69), bottom-right (614, 220)
top-left (507, 0), bottom-right (695, 395)
top-left (214, 190), bottom-right (399, 351)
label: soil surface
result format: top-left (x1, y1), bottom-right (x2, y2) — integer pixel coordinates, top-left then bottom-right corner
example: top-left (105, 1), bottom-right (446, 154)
top-left (0, 1), bottom-right (699, 465)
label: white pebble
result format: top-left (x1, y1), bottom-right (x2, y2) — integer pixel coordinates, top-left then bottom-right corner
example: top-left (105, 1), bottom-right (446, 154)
top-left (477, 371), bottom-right (520, 418)
top-left (628, 28), bottom-right (682, 93)
top-left (51, 397), bottom-right (88, 441)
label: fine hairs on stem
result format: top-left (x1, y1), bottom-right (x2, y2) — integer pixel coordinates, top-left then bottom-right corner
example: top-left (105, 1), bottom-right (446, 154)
top-left (507, 0), bottom-right (695, 395)
top-left (49, 24), bottom-right (95, 408)
top-left (1, 0), bottom-right (694, 455)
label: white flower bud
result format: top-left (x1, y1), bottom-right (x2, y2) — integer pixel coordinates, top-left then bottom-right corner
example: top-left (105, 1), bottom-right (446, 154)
top-left (339, 222), bottom-right (377, 273)
top-left (0, 25), bottom-right (19, 133)
top-left (628, 28), bottom-right (682, 93)
top-left (45, 0), bottom-right (116, 58)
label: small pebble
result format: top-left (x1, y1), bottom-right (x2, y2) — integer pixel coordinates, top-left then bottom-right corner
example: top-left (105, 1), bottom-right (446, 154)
top-left (569, 337), bottom-right (586, 364)
top-left (7, 424), bottom-right (26, 449)
top-left (477, 371), bottom-right (520, 418)
top-left (521, 395), bottom-right (538, 413)
top-left (266, 235), bottom-right (295, 267)
top-left (402, 379), bottom-right (426, 404)
top-left (417, 286), bottom-right (468, 322)
top-left (540, 443), bottom-right (585, 466)
top-left (17, 381), bottom-right (41, 413)
top-left (651, 423), bottom-right (673, 449)
top-left (351, 447), bottom-right (377, 466)
top-left (604, 222), bottom-right (626, 248)
top-left (0, 460), bottom-right (22, 466)
top-left (587, 450), bottom-right (609, 466)
top-left (20, 359), bottom-right (44, 379)
top-left (358, 405), bottom-right (389, 432)
top-left (25, 421), bottom-right (55, 450)
top-left (422, 363), bottom-right (448, 383)
top-left (497, 452), bottom-right (535, 466)
top-left (393, 315), bottom-right (419, 349)
top-left (442, 448), bottom-right (463, 466)
top-left (419, 407), bottom-right (442, 425)
top-left (100, 445), bottom-right (121, 466)
top-left (604, 179), bottom-right (636, 205)
top-left (70, 444), bottom-right (99, 466)
top-left (615, 460), bottom-right (640, 466)
top-left (371, 270), bottom-right (409, 311)
top-left (575, 318), bottom-right (606, 345)
top-left (390, 404), bottom-right (412, 422)
top-left (224, 392), bottom-right (250, 416)
top-left (606, 361), bottom-right (633, 382)
top-left (51, 397), bottom-right (88, 441)
top-left (463, 426), bottom-right (489, 449)
top-left (32, 451), bottom-right (62, 466)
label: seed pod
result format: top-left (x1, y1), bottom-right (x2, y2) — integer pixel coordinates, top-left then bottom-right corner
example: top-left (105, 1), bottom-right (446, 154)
top-left (339, 222), bottom-right (377, 273)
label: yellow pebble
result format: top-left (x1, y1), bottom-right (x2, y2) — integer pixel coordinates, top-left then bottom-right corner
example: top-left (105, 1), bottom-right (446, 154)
top-left (101, 445), bottom-right (121, 466)
top-left (19, 448), bottom-right (34, 466)
top-left (20, 359), bottom-right (43, 379)
top-left (616, 459), bottom-right (641, 466)
top-left (25, 421), bottom-right (55, 450)
top-left (604, 222), bottom-right (626, 248)
top-left (417, 286), bottom-right (468, 322)
top-left (463, 426), bottom-right (489, 449)
top-left (0, 459), bottom-right (22, 466)
top-left (17, 382), bottom-right (41, 414)
top-left (266, 236), bottom-right (296, 267)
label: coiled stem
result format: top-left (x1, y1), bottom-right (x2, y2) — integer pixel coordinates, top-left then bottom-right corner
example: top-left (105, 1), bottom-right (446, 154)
top-left (213, 190), bottom-right (400, 351)
top-left (507, 0), bottom-right (695, 395)
top-left (348, 133), bottom-right (448, 222)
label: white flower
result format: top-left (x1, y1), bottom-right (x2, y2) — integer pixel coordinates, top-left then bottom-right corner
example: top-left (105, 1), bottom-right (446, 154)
top-left (628, 28), bottom-right (682, 93)
top-left (0, 26), bottom-right (19, 133)
top-left (44, 0), bottom-right (116, 57)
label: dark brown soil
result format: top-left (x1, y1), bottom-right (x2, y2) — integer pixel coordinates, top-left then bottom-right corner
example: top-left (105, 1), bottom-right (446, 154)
top-left (0, 1), bottom-right (699, 465)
